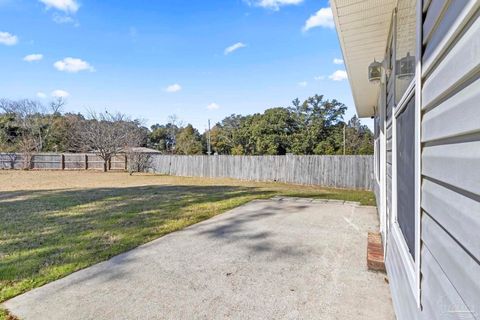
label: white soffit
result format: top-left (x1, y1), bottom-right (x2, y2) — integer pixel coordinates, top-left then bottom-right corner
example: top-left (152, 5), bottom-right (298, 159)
top-left (331, 0), bottom-right (397, 117)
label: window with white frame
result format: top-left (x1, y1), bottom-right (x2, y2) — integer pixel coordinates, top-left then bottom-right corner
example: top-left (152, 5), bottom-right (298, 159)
top-left (396, 94), bottom-right (416, 259)
top-left (394, 0), bottom-right (417, 260)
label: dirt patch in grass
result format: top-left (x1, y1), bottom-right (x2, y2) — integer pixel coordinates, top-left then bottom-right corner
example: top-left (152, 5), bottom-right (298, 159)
top-left (0, 170), bottom-right (375, 312)
top-left (0, 308), bottom-right (18, 320)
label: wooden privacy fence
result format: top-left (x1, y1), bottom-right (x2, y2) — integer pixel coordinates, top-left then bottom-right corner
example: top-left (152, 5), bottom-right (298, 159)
top-left (0, 153), bottom-right (127, 171)
top-left (150, 155), bottom-right (375, 190)
top-left (1, 153), bottom-right (374, 190)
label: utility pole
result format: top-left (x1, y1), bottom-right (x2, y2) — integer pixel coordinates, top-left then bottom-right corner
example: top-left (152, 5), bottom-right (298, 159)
top-left (343, 124), bottom-right (346, 155)
top-left (207, 119), bottom-right (212, 155)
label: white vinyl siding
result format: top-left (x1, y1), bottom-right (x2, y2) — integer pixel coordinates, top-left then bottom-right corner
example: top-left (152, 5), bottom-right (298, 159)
top-left (420, 0), bottom-right (480, 318)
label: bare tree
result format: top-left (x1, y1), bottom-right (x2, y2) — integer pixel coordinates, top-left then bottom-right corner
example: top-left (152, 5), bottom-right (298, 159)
top-left (166, 114), bottom-right (183, 154)
top-left (127, 152), bottom-right (153, 174)
top-left (0, 99), bottom-right (47, 168)
top-left (73, 111), bottom-right (146, 172)
top-left (0, 127), bottom-right (18, 169)
top-left (49, 97), bottom-right (65, 115)
top-left (0, 98), bottom-right (63, 153)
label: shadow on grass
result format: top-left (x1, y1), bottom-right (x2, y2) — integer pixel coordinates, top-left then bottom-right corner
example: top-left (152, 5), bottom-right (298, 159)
top-left (48, 202), bottom-right (316, 297)
top-left (0, 182), bottom-right (372, 303)
top-left (1, 184), bottom-right (280, 301)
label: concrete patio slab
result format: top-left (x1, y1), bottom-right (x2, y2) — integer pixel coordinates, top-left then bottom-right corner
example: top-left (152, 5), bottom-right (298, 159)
top-left (3, 198), bottom-right (394, 320)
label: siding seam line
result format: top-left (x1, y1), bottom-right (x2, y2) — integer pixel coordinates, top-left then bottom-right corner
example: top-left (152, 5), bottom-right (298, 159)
top-left (422, 175), bottom-right (480, 203)
top-left (423, 210), bottom-right (480, 266)
top-left (423, 67), bottom-right (480, 112)
top-left (422, 130), bottom-right (480, 146)
top-left (421, 244), bottom-right (478, 319)
top-left (421, 237), bottom-right (477, 318)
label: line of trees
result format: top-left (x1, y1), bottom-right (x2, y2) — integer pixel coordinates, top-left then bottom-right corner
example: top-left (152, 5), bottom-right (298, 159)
top-left (149, 94), bottom-right (374, 155)
top-left (0, 98), bottom-right (147, 171)
top-left (0, 94), bottom-right (373, 168)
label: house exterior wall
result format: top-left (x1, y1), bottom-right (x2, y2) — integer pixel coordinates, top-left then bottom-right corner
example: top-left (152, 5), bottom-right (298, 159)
top-left (420, 0), bottom-right (480, 317)
top-left (374, 1), bottom-right (480, 319)
top-left (386, 35), bottom-right (394, 243)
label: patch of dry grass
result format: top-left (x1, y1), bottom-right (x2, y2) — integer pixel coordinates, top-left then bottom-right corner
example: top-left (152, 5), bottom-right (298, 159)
top-left (0, 171), bottom-right (375, 318)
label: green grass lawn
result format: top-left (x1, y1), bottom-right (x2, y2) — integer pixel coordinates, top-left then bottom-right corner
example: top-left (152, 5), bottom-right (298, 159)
top-left (0, 171), bottom-right (374, 318)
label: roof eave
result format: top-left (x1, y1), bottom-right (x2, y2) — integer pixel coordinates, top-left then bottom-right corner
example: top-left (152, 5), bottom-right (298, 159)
top-left (330, 0), bottom-right (396, 118)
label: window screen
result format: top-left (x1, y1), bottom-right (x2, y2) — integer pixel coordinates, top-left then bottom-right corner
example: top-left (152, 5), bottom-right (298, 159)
top-left (396, 95), bottom-right (415, 259)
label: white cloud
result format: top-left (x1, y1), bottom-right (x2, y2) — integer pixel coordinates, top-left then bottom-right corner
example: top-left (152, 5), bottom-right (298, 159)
top-left (0, 31), bottom-right (18, 46)
top-left (303, 7), bottom-right (334, 32)
top-left (24, 54), bottom-right (43, 62)
top-left (51, 89), bottom-right (70, 98)
top-left (52, 13), bottom-right (78, 25)
top-left (333, 58), bottom-right (344, 65)
top-left (329, 70), bottom-right (348, 81)
top-left (245, 0), bottom-right (303, 10)
top-left (39, 0), bottom-right (79, 13)
top-left (54, 57), bottom-right (95, 73)
top-left (224, 42), bottom-right (246, 55)
top-left (206, 103), bottom-right (220, 110)
top-left (37, 92), bottom-right (47, 99)
top-left (298, 81), bottom-right (308, 87)
top-left (314, 75), bottom-right (325, 80)
top-left (165, 84), bottom-right (182, 93)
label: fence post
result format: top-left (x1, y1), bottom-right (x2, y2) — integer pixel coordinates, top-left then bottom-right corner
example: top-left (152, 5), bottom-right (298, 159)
top-left (85, 154), bottom-right (88, 170)
top-left (61, 154), bottom-right (65, 170)
top-left (27, 153), bottom-right (33, 170)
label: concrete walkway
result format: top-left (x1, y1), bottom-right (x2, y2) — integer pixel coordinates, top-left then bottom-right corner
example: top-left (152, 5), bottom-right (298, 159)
top-left (4, 198), bottom-right (394, 320)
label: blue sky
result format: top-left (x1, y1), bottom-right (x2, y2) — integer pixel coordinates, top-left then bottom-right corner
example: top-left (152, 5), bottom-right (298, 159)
top-left (0, 0), bottom-right (370, 131)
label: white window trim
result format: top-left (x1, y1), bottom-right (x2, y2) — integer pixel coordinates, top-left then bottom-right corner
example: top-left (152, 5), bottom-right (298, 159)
top-left (381, 12), bottom-right (395, 252)
top-left (391, 77), bottom-right (420, 308)
top-left (414, 0), bottom-right (423, 308)
top-left (394, 81), bottom-right (415, 118)
top-left (379, 81), bottom-right (387, 241)
top-left (390, 0), bottom-right (423, 307)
